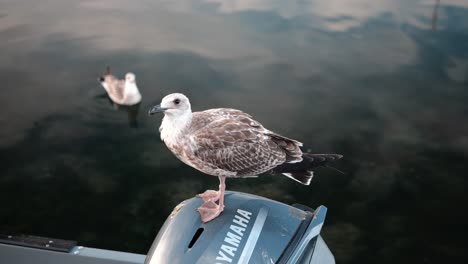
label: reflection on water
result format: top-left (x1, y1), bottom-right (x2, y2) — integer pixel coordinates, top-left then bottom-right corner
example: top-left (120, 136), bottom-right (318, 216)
top-left (95, 93), bottom-right (141, 128)
top-left (0, 0), bottom-right (467, 263)
top-left (116, 102), bottom-right (141, 128)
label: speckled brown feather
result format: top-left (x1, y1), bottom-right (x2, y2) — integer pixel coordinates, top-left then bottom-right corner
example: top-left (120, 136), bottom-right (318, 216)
top-left (169, 108), bottom-right (304, 178)
top-left (103, 75), bottom-right (125, 101)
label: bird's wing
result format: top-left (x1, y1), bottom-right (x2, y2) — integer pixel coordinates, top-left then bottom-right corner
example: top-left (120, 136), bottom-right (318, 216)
top-left (103, 75), bottom-right (125, 102)
top-left (190, 109), bottom-right (293, 176)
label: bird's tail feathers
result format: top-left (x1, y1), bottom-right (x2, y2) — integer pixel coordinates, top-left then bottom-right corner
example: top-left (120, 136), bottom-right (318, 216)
top-left (98, 66), bottom-right (112, 83)
top-left (272, 153), bottom-right (343, 185)
top-left (282, 171), bottom-right (313, 185)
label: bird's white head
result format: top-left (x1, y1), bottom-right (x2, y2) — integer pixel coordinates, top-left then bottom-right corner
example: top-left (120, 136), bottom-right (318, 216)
top-left (149, 93), bottom-right (191, 117)
top-left (149, 93), bottom-right (192, 142)
top-left (125, 73), bottom-right (136, 83)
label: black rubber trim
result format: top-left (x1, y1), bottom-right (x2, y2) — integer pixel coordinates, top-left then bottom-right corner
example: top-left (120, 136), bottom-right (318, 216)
top-left (0, 233), bottom-right (77, 252)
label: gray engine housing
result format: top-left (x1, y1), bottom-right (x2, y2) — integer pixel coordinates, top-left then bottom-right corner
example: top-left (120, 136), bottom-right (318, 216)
top-left (145, 191), bottom-right (334, 264)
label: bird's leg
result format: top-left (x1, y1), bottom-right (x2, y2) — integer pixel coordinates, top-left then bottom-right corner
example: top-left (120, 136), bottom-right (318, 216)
top-left (218, 175), bottom-right (225, 210)
top-left (197, 176), bottom-right (226, 223)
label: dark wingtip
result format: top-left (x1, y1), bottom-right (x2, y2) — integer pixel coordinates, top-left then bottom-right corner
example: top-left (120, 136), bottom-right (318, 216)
top-left (324, 154), bottom-right (343, 160)
top-left (303, 153), bottom-right (343, 163)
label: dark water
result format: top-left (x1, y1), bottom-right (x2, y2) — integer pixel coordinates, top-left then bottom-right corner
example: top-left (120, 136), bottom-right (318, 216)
top-left (1, 0), bottom-right (467, 263)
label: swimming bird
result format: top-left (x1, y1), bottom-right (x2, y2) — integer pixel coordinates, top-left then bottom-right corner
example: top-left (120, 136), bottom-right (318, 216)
top-left (148, 93), bottom-right (342, 223)
top-left (98, 66), bottom-right (142, 106)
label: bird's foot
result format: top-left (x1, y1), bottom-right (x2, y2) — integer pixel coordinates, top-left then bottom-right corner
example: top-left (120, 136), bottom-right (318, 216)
top-left (197, 201), bottom-right (224, 223)
top-left (197, 190), bottom-right (220, 203)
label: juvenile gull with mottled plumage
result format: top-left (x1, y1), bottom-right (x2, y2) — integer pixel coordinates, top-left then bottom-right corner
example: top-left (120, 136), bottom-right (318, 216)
top-left (149, 93), bottom-right (342, 223)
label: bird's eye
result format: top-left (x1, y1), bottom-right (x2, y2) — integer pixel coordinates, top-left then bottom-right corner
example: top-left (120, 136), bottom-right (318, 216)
top-left (174, 99), bottom-right (180, 105)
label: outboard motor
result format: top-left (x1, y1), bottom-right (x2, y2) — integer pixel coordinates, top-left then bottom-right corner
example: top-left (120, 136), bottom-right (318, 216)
top-left (145, 191), bottom-right (335, 264)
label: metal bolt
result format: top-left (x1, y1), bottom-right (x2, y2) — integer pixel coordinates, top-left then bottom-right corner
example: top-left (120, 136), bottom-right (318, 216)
top-left (49, 240), bottom-right (54, 244)
top-left (7, 235), bottom-right (12, 239)
top-left (73, 250), bottom-right (79, 255)
top-left (45, 244), bottom-right (50, 248)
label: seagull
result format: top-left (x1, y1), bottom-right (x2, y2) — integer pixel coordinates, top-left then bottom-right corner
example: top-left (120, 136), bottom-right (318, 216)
top-left (148, 93), bottom-right (343, 223)
top-left (98, 66), bottom-right (142, 106)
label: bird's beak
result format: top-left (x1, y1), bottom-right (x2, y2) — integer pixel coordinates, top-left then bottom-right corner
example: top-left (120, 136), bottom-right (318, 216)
top-left (148, 104), bottom-right (167, 115)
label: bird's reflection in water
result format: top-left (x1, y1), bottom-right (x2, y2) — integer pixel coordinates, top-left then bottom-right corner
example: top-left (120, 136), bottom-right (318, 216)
top-left (112, 101), bottom-right (141, 128)
top-left (94, 93), bottom-right (141, 128)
